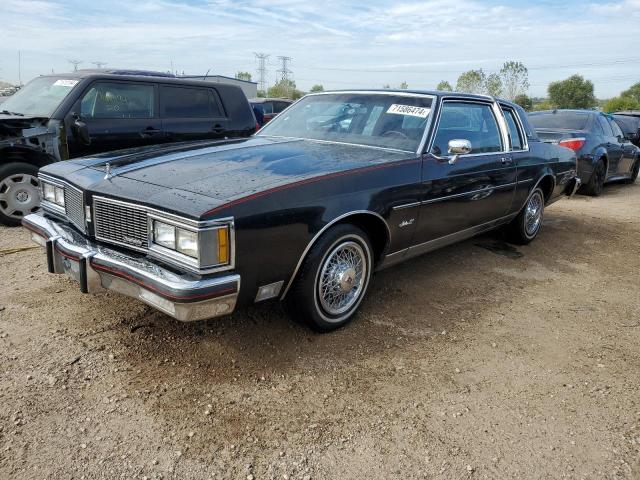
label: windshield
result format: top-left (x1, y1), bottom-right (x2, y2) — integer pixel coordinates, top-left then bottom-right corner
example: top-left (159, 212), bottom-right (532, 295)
top-left (1, 77), bottom-right (79, 117)
top-left (257, 93), bottom-right (433, 152)
top-left (528, 111), bottom-right (589, 130)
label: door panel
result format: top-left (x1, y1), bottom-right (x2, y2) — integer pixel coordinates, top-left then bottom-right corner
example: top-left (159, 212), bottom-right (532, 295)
top-left (414, 100), bottom-right (516, 244)
top-left (68, 81), bottom-right (160, 157)
top-left (608, 117), bottom-right (635, 174)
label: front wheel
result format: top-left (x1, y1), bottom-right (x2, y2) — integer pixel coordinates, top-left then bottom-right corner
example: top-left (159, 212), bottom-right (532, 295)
top-left (506, 187), bottom-right (545, 245)
top-left (0, 162), bottom-right (41, 227)
top-left (285, 224), bottom-right (373, 332)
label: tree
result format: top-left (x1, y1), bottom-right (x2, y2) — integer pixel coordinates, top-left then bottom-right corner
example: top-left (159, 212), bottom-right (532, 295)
top-left (532, 101), bottom-right (554, 111)
top-left (548, 74), bottom-right (596, 109)
top-left (436, 80), bottom-right (453, 91)
top-left (485, 73), bottom-right (503, 97)
top-left (456, 69), bottom-right (486, 94)
top-left (514, 94), bottom-right (533, 111)
top-left (603, 96), bottom-right (640, 113)
top-left (399, 81), bottom-right (409, 89)
top-left (310, 84), bottom-right (324, 93)
top-left (267, 79), bottom-right (303, 99)
top-left (621, 82), bottom-right (640, 103)
top-left (235, 71), bottom-right (252, 82)
top-left (499, 61), bottom-right (529, 100)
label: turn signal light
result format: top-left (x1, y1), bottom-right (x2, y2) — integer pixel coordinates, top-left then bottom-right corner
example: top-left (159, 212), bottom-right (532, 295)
top-left (559, 138), bottom-right (586, 152)
top-left (217, 228), bottom-right (229, 264)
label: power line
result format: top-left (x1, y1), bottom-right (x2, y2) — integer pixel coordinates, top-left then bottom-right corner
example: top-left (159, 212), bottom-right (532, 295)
top-left (254, 52), bottom-right (269, 93)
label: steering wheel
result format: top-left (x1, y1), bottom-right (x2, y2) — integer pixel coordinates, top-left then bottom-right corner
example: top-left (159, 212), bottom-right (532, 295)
top-left (381, 130), bottom-right (409, 140)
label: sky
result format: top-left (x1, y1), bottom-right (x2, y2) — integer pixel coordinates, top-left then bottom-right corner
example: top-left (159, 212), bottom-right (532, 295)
top-left (1, 0), bottom-right (639, 98)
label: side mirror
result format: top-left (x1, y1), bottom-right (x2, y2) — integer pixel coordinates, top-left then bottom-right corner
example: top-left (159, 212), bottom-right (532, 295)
top-left (447, 139), bottom-right (472, 165)
top-left (71, 112), bottom-right (91, 146)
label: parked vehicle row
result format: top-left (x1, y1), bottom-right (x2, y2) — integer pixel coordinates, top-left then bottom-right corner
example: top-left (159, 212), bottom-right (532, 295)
top-left (529, 109), bottom-right (640, 196)
top-left (0, 70), bottom-right (258, 226)
top-left (22, 90), bottom-right (580, 331)
top-left (249, 97), bottom-right (293, 127)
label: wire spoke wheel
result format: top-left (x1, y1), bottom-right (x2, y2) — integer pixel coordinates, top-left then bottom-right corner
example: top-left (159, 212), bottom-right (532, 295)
top-left (317, 240), bottom-right (367, 317)
top-left (524, 191), bottom-right (543, 237)
top-left (0, 173), bottom-right (41, 220)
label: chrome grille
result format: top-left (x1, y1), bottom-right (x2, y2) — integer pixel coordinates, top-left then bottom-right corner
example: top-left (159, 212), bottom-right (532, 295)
top-left (64, 185), bottom-right (85, 232)
top-left (93, 197), bottom-right (149, 250)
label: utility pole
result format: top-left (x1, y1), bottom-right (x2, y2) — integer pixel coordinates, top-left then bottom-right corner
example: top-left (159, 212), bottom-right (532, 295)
top-left (68, 59), bottom-right (82, 72)
top-left (91, 61), bottom-right (107, 69)
top-left (254, 53), bottom-right (269, 94)
top-left (276, 56), bottom-right (293, 97)
top-left (18, 50), bottom-right (22, 85)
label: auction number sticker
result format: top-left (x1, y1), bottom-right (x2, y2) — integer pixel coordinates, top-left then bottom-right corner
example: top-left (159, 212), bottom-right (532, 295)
top-left (387, 104), bottom-right (430, 118)
top-left (53, 79), bottom-right (79, 87)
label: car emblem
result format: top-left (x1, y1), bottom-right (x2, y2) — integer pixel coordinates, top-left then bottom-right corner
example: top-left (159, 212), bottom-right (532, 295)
top-left (104, 162), bottom-right (112, 179)
top-left (399, 218), bottom-right (415, 228)
top-left (122, 236), bottom-right (143, 246)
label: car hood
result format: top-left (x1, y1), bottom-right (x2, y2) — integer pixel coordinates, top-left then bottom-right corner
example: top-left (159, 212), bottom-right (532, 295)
top-left (43, 136), bottom-right (411, 217)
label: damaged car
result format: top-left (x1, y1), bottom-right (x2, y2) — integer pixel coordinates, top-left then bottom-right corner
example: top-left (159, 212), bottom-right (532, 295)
top-left (0, 71), bottom-right (257, 225)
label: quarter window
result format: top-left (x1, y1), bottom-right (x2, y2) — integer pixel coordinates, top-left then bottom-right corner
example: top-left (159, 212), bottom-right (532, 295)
top-left (431, 102), bottom-right (503, 156)
top-left (597, 115), bottom-right (614, 136)
top-left (607, 118), bottom-right (624, 138)
top-left (80, 82), bottom-right (154, 119)
top-left (160, 86), bottom-right (222, 118)
top-left (502, 107), bottom-right (524, 150)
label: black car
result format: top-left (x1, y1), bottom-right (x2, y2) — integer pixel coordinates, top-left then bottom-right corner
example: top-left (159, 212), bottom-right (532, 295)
top-left (249, 98), bottom-right (293, 126)
top-left (23, 90), bottom-right (579, 332)
top-left (613, 113), bottom-right (640, 148)
top-left (529, 109), bottom-right (639, 196)
top-left (0, 70), bottom-right (257, 226)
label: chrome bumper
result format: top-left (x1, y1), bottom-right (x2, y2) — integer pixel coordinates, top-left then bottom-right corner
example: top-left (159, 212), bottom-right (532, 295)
top-left (566, 176), bottom-right (582, 197)
top-left (22, 212), bottom-right (240, 322)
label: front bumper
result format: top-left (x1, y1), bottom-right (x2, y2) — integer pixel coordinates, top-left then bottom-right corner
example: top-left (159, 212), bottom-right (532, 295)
top-left (566, 176), bottom-right (582, 197)
top-left (22, 212), bottom-right (240, 322)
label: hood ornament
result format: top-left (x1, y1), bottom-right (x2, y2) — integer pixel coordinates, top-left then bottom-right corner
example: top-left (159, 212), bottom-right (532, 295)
top-left (104, 162), bottom-right (113, 180)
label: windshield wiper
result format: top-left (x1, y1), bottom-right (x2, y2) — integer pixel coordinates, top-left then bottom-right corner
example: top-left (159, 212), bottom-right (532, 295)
top-left (0, 110), bottom-right (24, 116)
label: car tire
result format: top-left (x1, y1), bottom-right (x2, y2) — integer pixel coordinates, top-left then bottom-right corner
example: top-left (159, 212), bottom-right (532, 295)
top-left (581, 158), bottom-right (606, 196)
top-left (506, 187), bottom-right (545, 245)
top-left (285, 224), bottom-right (373, 332)
top-left (624, 157), bottom-right (639, 184)
top-left (0, 162), bottom-right (41, 227)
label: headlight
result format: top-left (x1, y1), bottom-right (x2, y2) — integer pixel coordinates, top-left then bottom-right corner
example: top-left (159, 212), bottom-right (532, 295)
top-left (176, 229), bottom-right (198, 258)
top-left (151, 219), bottom-right (230, 266)
top-left (42, 181), bottom-right (65, 208)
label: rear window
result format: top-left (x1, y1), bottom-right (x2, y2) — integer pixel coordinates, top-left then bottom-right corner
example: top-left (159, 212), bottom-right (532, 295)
top-left (160, 86), bottom-right (222, 118)
top-left (528, 111), bottom-right (589, 130)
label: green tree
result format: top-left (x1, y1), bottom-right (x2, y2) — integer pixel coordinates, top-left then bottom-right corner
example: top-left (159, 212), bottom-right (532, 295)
top-left (310, 84), bottom-right (324, 93)
top-left (603, 96), bottom-right (640, 113)
top-left (399, 81), bottom-right (409, 89)
top-left (500, 61), bottom-right (529, 100)
top-left (268, 79), bottom-right (303, 99)
top-left (621, 82), bottom-right (640, 103)
top-left (485, 73), bottom-right (503, 97)
top-left (257, 89), bottom-right (267, 98)
top-left (456, 69), bottom-right (486, 94)
top-left (532, 101), bottom-right (554, 111)
top-left (548, 74), bottom-right (596, 109)
top-left (514, 94), bottom-right (533, 111)
top-left (235, 71), bottom-right (252, 82)
top-left (436, 80), bottom-right (453, 91)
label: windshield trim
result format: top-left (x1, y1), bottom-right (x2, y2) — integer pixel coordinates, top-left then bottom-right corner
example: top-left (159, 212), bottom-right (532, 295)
top-left (256, 91), bottom-right (437, 154)
top-left (258, 134), bottom-right (417, 154)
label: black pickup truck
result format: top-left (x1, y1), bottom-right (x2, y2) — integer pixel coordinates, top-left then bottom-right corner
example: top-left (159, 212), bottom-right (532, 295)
top-left (0, 70), bottom-right (257, 225)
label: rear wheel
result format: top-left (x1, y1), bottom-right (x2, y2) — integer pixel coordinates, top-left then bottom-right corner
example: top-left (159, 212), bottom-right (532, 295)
top-left (624, 157), bottom-right (639, 184)
top-left (285, 224), bottom-right (373, 332)
top-left (0, 162), bottom-right (41, 227)
top-left (581, 158), bottom-right (606, 196)
top-left (506, 187), bottom-right (545, 245)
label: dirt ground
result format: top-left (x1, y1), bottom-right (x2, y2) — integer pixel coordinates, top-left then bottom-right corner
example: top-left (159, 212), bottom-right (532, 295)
top-left (1, 182), bottom-right (639, 480)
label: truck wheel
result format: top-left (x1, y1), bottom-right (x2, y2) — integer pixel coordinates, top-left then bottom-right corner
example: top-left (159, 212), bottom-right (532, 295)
top-left (581, 159), bottom-right (606, 196)
top-left (0, 162), bottom-right (41, 227)
top-left (506, 187), bottom-right (545, 245)
top-left (285, 224), bottom-right (373, 332)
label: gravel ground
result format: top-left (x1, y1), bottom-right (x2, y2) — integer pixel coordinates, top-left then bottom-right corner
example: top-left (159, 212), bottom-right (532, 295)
top-left (1, 182), bottom-right (639, 479)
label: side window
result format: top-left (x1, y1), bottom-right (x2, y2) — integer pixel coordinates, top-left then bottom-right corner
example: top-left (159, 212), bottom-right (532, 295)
top-left (80, 82), bottom-right (154, 119)
top-left (273, 101), bottom-right (290, 113)
top-left (608, 118), bottom-right (624, 138)
top-left (160, 86), bottom-right (221, 118)
top-left (261, 102), bottom-right (274, 114)
top-left (502, 107), bottom-right (524, 150)
top-left (431, 101), bottom-right (503, 156)
top-left (597, 115), bottom-right (613, 136)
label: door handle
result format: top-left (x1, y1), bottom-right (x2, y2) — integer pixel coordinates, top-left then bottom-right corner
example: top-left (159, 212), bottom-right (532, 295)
top-left (212, 124), bottom-right (225, 134)
top-left (501, 156), bottom-right (514, 165)
top-left (140, 128), bottom-right (162, 138)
